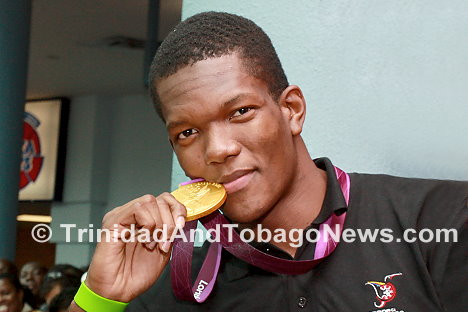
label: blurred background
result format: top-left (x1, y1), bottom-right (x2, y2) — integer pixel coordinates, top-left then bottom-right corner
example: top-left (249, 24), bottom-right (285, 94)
top-left (0, 1), bottom-right (467, 311)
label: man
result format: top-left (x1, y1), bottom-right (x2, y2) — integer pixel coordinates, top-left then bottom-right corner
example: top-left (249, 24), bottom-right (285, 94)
top-left (69, 12), bottom-right (467, 311)
top-left (19, 262), bottom-right (46, 309)
top-left (20, 262), bottom-right (46, 297)
top-left (40, 264), bottom-right (83, 311)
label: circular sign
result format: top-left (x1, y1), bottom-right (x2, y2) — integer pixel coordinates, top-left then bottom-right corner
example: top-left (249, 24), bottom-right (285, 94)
top-left (20, 112), bottom-right (44, 189)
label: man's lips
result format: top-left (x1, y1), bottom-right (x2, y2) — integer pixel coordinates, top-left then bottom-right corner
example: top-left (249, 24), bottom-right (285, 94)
top-left (219, 169), bottom-right (254, 194)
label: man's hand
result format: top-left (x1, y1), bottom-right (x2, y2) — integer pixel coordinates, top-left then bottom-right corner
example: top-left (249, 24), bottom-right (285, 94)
top-left (81, 193), bottom-right (186, 303)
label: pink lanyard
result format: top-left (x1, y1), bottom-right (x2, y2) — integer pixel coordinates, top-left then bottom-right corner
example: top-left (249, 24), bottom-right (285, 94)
top-left (171, 166), bottom-right (350, 302)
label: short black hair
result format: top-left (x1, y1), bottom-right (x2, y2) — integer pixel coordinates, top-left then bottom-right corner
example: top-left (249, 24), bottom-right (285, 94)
top-left (0, 273), bottom-right (22, 292)
top-left (40, 264), bottom-right (83, 298)
top-left (0, 258), bottom-right (18, 276)
top-left (149, 11), bottom-right (289, 121)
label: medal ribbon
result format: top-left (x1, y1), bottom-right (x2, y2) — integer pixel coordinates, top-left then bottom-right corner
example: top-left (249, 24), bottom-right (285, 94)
top-left (170, 166), bottom-right (350, 302)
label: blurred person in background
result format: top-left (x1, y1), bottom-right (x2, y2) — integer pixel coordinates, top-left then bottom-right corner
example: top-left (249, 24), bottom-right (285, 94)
top-left (19, 263), bottom-right (46, 303)
top-left (47, 288), bottom-right (78, 312)
top-left (41, 265), bottom-right (82, 285)
top-left (38, 265), bottom-right (82, 312)
top-left (0, 273), bottom-right (39, 312)
top-left (0, 260), bottom-right (18, 277)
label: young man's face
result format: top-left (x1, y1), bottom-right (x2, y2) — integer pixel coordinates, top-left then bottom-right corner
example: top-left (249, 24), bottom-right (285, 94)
top-left (19, 262), bottom-right (44, 296)
top-left (158, 54), bottom-right (299, 223)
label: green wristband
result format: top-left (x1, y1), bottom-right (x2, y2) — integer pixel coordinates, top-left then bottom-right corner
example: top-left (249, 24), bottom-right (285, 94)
top-left (74, 282), bottom-right (129, 312)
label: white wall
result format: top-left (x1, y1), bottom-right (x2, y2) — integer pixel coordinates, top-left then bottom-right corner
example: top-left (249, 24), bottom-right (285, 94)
top-left (52, 94), bottom-right (172, 266)
top-left (170, 0), bottom-right (468, 186)
top-left (105, 95), bottom-right (173, 210)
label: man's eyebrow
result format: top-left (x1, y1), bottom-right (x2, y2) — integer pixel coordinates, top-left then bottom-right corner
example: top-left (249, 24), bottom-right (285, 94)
top-left (166, 120), bottom-right (186, 130)
top-left (223, 93), bottom-right (254, 107)
top-left (166, 93), bottom-right (256, 130)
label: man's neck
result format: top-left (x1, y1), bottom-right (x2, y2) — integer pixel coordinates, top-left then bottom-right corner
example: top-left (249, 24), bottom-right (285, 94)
top-left (239, 138), bottom-right (328, 257)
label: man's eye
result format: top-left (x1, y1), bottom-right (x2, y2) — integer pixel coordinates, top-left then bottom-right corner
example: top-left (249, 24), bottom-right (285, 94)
top-left (177, 129), bottom-right (198, 140)
top-left (231, 107), bottom-right (252, 118)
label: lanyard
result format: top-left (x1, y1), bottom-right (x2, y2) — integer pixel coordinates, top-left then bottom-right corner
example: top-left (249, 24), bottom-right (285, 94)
top-left (170, 166), bottom-right (350, 302)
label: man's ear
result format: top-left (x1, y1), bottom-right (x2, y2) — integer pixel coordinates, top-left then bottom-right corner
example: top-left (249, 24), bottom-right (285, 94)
top-left (278, 85), bottom-right (306, 136)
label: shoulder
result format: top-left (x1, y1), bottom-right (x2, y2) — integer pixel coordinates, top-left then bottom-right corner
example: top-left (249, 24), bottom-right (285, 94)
top-left (349, 172), bottom-right (468, 228)
top-left (350, 172), bottom-right (468, 201)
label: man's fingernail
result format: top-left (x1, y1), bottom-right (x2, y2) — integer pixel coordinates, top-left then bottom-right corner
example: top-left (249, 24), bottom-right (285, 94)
top-left (147, 241), bottom-right (157, 250)
top-left (176, 216), bottom-right (185, 228)
top-left (162, 241), bottom-right (171, 253)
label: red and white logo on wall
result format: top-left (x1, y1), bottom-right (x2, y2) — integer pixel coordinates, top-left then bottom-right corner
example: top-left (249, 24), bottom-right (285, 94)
top-left (19, 99), bottom-right (63, 201)
top-left (20, 112), bottom-right (44, 189)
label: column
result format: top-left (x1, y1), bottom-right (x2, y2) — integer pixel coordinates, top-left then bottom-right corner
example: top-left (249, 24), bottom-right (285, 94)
top-left (0, 0), bottom-right (32, 260)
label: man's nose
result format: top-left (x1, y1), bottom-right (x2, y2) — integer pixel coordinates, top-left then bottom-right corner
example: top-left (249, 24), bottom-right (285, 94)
top-left (22, 273), bottom-right (32, 282)
top-left (204, 128), bottom-right (241, 165)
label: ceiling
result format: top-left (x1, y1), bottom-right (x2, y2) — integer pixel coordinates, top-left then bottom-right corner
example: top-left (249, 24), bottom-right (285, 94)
top-left (27, 0), bottom-right (182, 99)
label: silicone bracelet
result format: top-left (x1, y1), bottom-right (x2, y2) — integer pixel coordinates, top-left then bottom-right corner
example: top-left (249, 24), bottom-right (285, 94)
top-left (74, 282), bottom-right (129, 312)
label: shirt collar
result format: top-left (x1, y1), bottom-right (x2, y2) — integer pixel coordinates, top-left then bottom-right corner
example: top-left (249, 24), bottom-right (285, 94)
top-left (312, 157), bottom-right (348, 224)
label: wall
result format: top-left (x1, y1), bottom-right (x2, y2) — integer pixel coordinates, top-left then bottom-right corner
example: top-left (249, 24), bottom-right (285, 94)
top-left (51, 94), bottom-right (172, 267)
top-left (170, 0), bottom-right (468, 187)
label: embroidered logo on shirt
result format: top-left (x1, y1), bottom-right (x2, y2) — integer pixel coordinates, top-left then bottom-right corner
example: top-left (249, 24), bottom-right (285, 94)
top-left (365, 273), bottom-right (402, 308)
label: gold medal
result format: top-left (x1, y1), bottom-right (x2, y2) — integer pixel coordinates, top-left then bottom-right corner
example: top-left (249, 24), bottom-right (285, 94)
top-left (171, 181), bottom-right (227, 221)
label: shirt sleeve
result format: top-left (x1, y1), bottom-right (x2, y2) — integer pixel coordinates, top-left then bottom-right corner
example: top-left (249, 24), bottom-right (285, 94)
top-left (438, 212), bottom-right (468, 311)
top-left (415, 181), bottom-right (468, 311)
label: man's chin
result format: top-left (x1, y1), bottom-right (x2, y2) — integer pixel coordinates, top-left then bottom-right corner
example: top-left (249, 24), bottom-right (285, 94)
top-left (221, 202), bottom-right (265, 225)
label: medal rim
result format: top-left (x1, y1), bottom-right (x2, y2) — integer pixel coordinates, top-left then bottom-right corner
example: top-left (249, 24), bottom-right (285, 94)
top-left (171, 182), bottom-right (227, 221)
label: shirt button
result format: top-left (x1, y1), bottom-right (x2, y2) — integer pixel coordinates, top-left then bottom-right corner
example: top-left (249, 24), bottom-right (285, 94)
top-left (297, 296), bottom-right (307, 308)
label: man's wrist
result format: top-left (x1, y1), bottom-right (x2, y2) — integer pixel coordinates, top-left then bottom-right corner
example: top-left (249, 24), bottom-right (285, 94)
top-left (83, 273), bottom-right (121, 301)
top-left (74, 281), bottom-right (129, 312)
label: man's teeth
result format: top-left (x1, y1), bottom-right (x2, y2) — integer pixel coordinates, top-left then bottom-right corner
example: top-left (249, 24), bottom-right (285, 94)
top-left (0, 305), bottom-right (8, 311)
